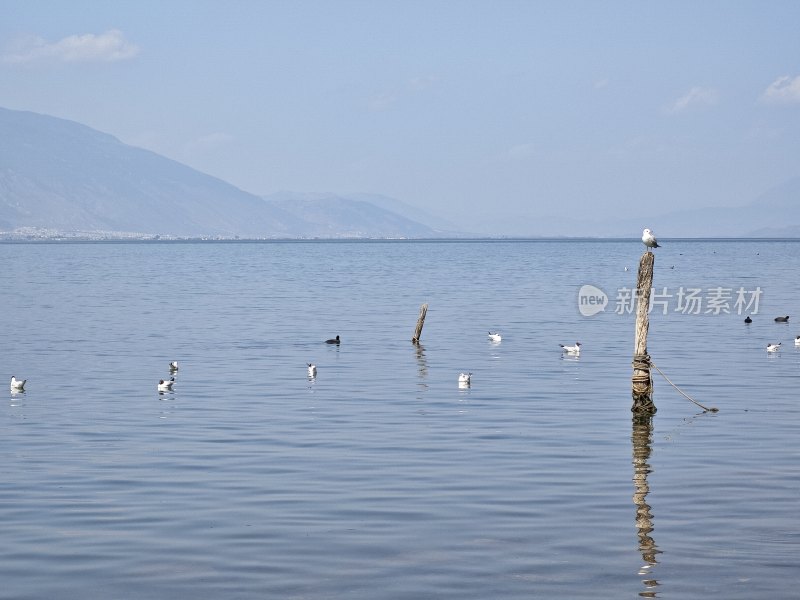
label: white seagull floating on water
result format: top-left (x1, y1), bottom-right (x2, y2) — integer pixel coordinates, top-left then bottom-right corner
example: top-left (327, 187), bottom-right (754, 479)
top-left (488, 331), bottom-right (502, 342)
top-left (642, 228), bottom-right (660, 251)
top-left (10, 376), bottom-right (26, 391)
top-left (458, 372), bottom-right (472, 385)
top-left (169, 361), bottom-right (179, 371)
top-left (560, 342), bottom-right (582, 354)
top-left (307, 363), bottom-right (317, 377)
top-left (158, 377), bottom-right (175, 391)
top-left (766, 343), bottom-right (781, 353)
top-left (795, 336), bottom-right (800, 346)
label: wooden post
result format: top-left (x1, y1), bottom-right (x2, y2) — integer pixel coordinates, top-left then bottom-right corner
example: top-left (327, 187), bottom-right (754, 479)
top-left (632, 251), bottom-right (656, 414)
top-left (411, 303), bottom-right (428, 344)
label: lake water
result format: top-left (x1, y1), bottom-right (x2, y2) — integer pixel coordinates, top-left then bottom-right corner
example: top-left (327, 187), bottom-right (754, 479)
top-left (1, 239), bottom-right (798, 599)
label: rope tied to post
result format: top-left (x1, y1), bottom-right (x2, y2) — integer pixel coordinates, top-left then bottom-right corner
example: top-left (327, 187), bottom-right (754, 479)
top-left (650, 361), bottom-right (718, 413)
top-left (631, 353), bottom-right (653, 395)
top-left (632, 353), bottom-right (651, 372)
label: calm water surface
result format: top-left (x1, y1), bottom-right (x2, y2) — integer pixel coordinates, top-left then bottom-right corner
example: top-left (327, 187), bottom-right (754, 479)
top-left (1, 239), bottom-right (799, 599)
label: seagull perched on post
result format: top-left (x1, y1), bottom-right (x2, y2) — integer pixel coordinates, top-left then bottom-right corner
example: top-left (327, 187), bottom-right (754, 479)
top-left (642, 228), bottom-right (660, 251)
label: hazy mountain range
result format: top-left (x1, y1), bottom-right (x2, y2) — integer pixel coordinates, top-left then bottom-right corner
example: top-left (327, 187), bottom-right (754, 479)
top-left (472, 176), bottom-right (800, 238)
top-left (0, 107), bottom-right (457, 239)
top-left (0, 106), bottom-right (798, 239)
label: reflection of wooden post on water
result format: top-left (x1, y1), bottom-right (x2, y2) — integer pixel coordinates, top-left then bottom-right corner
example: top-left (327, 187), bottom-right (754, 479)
top-left (412, 303), bottom-right (428, 344)
top-left (632, 415), bottom-right (660, 594)
top-left (632, 252), bottom-right (656, 414)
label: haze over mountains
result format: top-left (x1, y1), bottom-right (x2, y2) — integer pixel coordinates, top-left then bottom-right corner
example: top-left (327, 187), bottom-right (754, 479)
top-left (504, 176), bottom-right (800, 239)
top-left (0, 106), bottom-right (798, 239)
top-left (0, 107), bottom-right (456, 239)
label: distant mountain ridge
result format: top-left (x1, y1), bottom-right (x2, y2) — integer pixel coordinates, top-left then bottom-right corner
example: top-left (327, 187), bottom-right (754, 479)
top-left (262, 191), bottom-right (445, 238)
top-left (604, 176), bottom-right (800, 238)
top-left (0, 108), bottom-right (301, 237)
top-left (0, 107), bottom-right (451, 238)
top-left (468, 176), bottom-right (800, 238)
top-left (1, 106), bottom-right (797, 239)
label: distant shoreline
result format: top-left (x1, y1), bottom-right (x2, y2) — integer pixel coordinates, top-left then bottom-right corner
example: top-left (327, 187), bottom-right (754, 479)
top-left (2, 235), bottom-right (800, 244)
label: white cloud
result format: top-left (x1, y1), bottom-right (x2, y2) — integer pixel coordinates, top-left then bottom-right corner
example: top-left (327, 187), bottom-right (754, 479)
top-left (181, 132), bottom-right (235, 159)
top-left (667, 86), bottom-right (719, 113)
top-left (2, 29), bottom-right (139, 64)
top-left (408, 75), bottom-right (440, 91)
top-left (191, 132), bottom-right (235, 151)
top-left (759, 75), bottom-right (800, 105)
top-left (367, 91), bottom-right (398, 112)
top-left (367, 75), bottom-right (439, 112)
top-left (506, 143), bottom-right (535, 160)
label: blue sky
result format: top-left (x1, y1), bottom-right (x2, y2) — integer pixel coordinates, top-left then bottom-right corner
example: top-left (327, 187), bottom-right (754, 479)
top-left (2, 0), bottom-right (799, 234)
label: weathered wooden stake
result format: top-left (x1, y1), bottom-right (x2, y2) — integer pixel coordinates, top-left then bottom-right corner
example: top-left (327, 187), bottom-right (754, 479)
top-left (411, 303), bottom-right (428, 344)
top-left (632, 251), bottom-right (656, 414)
